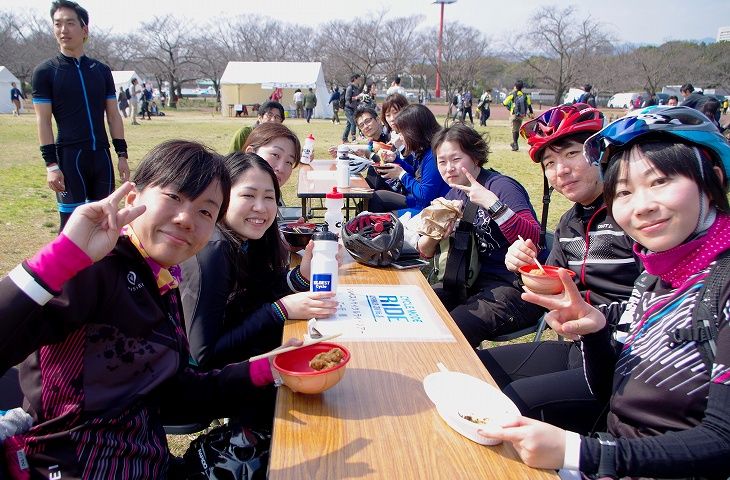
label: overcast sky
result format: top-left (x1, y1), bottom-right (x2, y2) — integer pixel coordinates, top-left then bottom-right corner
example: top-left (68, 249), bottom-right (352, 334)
top-left (7, 0), bottom-right (730, 46)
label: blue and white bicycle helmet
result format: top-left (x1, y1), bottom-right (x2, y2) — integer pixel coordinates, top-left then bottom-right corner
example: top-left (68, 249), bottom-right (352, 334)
top-left (583, 106), bottom-right (730, 175)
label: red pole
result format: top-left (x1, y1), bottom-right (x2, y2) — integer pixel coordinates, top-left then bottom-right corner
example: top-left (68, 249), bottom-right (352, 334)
top-left (435, 2), bottom-right (444, 99)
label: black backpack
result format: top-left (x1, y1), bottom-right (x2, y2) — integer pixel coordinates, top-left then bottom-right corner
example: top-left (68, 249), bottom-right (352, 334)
top-left (513, 92), bottom-right (527, 116)
top-left (125, 88), bottom-right (131, 100)
top-left (579, 92), bottom-right (596, 107)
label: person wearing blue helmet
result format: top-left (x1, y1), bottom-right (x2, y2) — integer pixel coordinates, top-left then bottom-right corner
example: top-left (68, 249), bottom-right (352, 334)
top-left (478, 106), bottom-right (730, 479)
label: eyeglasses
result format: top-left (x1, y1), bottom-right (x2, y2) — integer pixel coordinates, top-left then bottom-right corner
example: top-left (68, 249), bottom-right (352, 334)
top-left (262, 111), bottom-right (283, 122)
top-left (356, 116), bottom-right (375, 130)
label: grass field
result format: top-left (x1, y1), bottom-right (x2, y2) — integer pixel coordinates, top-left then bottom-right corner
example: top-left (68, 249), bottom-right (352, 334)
top-left (0, 108), bottom-right (572, 275)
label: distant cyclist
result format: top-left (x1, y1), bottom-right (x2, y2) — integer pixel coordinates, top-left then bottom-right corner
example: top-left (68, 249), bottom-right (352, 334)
top-left (32, 0), bottom-right (129, 231)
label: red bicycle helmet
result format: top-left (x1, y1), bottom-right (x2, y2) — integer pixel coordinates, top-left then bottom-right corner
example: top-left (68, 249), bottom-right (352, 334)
top-left (520, 103), bottom-right (604, 162)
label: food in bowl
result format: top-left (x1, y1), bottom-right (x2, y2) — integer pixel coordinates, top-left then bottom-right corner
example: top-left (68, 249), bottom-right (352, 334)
top-left (273, 342), bottom-right (351, 394)
top-left (309, 347), bottom-right (345, 371)
top-left (458, 412), bottom-right (490, 424)
top-left (279, 222), bottom-right (317, 252)
top-left (518, 264), bottom-right (576, 295)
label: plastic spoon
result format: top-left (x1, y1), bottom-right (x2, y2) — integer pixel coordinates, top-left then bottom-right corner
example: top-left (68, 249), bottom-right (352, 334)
top-left (518, 235), bottom-right (547, 274)
top-left (248, 333), bottom-right (342, 362)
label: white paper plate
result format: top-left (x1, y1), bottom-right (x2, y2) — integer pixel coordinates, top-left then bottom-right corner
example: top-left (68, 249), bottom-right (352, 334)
top-left (423, 371), bottom-right (519, 445)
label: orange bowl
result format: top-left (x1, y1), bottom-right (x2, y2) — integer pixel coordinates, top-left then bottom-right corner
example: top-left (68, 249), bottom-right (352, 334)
top-left (273, 342), bottom-right (351, 394)
top-left (518, 265), bottom-right (575, 295)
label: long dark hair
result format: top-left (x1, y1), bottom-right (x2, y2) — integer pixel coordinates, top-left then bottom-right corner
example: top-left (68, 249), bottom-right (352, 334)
top-left (393, 104), bottom-right (441, 156)
top-left (220, 152), bottom-right (288, 304)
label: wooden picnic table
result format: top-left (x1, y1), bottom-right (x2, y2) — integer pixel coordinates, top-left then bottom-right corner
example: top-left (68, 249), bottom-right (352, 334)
top-left (268, 253), bottom-right (558, 479)
top-left (297, 159), bottom-right (373, 221)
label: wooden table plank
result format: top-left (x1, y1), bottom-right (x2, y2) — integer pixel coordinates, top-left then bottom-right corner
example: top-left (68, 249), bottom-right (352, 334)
top-left (269, 256), bottom-right (557, 479)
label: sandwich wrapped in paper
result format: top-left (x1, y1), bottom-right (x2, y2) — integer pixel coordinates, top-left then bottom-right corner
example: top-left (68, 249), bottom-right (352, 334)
top-left (417, 198), bottom-right (463, 240)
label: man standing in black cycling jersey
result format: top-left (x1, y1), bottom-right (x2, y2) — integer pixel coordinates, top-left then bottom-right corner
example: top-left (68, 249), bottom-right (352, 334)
top-left (32, 0), bottom-right (129, 231)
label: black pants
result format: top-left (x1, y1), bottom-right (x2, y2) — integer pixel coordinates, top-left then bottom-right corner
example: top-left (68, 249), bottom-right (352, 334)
top-left (0, 366), bottom-right (23, 410)
top-left (478, 341), bottom-right (608, 435)
top-left (479, 107), bottom-right (490, 126)
top-left (368, 189), bottom-right (407, 213)
top-left (433, 277), bottom-right (544, 348)
top-left (461, 107), bottom-right (473, 123)
top-left (57, 147), bottom-right (115, 230)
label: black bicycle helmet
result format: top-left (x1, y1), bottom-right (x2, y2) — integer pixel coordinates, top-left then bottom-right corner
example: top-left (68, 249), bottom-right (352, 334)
top-left (342, 212), bottom-right (404, 267)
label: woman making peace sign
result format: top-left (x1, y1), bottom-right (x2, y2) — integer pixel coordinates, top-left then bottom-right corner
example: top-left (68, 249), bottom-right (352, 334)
top-left (416, 124), bottom-right (544, 347)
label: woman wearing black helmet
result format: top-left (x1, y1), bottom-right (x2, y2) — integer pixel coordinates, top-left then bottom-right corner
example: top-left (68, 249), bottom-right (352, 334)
top-left (479, 106), bottom-right (730, 479)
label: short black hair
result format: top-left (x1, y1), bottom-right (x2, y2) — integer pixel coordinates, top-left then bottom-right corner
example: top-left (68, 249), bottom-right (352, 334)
top-left (680, 83), bottom-right (694, 94)
top-left (132, 140), bottom-right (231, 222)
top-left (354, 105), bottom-right (378, 122)
top-left (258, 101), bottom-right (284, 120)
top-left (394, 76), bottom-right (401, 85)
top-left (584, 84), bottom-right (592, 92)
top-left (351, 74), bottom-right (361, 82)
top-left (669, 95), bottom-right (679, 102)
top-left (50, 1), bottom-right (89, 27)
top-left (515, 80), bottom-right (524, 91)
top-left (603, 138), bottom-right (729, 216)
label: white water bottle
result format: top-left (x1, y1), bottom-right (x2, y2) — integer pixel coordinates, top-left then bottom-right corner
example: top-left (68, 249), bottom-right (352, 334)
top-left (324, 187), bottom-right (344, 236)
top-left (309, 230), bottom-right (339, 293)
top-left (301, 134), bottom-right (315, 164)
top-left (336, 145), bottom-right (350, 188)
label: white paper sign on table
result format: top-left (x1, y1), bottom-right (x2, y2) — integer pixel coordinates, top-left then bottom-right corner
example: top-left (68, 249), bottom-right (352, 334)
top-left (313, 284), bottom-right (455, 342)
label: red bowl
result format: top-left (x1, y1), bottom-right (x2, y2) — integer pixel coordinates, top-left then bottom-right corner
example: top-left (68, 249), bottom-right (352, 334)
top-left (518, 265), bottom-right (575, 294)
top-left (273, 342), bottom-right (351, 394)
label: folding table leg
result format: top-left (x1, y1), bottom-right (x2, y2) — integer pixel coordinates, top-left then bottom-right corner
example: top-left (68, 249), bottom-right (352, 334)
top-left (301, 198), bottom-right (309, 221)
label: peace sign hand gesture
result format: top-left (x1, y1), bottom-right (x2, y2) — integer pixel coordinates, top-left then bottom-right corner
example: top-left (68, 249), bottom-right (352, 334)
top-left (62, 182), bottom-right (146, 262)
top-left (521, 268), bottom-right (607, 340)
top-left (449, 167), bottom-right (499, 210)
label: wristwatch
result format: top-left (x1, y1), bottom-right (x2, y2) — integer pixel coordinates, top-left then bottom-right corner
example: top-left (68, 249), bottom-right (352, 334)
top-left (595, 432), bottom-right (618, 479)
top-left (487, 200), bottom-right (507, 219)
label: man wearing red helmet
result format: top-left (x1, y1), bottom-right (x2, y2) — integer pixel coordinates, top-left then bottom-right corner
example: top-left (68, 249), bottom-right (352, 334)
top-left (478, 103), bottom-right (642, 434)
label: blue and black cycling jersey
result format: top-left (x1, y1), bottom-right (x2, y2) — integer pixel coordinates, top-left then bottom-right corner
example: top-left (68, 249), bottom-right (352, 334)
top-left (32, 53), bottom-right (116, 150)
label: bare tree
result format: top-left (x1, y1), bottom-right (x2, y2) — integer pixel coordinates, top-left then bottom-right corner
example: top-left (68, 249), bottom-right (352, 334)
top-left (190, 24), bottom-right (230, 104)
top-left (315, 15), bottom-right (387, 86)
top-left (0, 12), bottom-right (57, 89)
top-left (511, 6), bottom-right (613, 105)
top-left (419, 22), bottom-right (490, 102)
top-left (378, 15), bottom-right (424, 81)
top-left (129, 15), bottom-right (198, 107)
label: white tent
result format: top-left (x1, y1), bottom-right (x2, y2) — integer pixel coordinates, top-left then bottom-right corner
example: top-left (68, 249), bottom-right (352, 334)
top-left (0, 66), bottom-right (22, 114)
top-left (220, 62), bottom-right (332, 119)
top-left (111, 70), bottom-right (141, 94)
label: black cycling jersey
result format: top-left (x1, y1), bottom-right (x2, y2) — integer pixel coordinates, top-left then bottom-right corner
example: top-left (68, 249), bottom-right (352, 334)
top-left (32, 53), bottom-right (115, 150)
